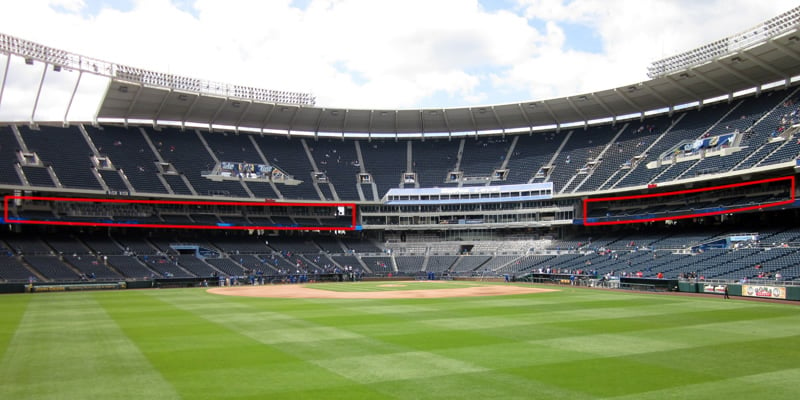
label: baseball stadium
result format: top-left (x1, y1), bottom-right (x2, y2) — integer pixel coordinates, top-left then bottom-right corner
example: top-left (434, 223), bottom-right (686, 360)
top-left (2, 4), bottom-right (800, 399)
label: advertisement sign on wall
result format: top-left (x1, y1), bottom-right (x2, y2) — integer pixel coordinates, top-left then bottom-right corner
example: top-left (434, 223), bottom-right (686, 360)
top-left (703, 285), bottom-right (727, 294)
top-left (742, 285), bottom-right (786, 299)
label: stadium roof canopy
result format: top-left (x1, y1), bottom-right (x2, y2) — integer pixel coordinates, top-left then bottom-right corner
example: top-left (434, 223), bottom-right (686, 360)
top-left (98, 30), bottom-right (800, 137)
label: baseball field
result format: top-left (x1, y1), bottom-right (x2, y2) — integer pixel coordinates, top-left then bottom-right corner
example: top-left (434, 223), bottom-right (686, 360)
top-left (1, 281), bottom-right (798, 399)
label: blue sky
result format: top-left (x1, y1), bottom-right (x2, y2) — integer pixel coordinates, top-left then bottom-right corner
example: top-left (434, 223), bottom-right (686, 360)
top-left (0, 0), bottom-right (797, 121)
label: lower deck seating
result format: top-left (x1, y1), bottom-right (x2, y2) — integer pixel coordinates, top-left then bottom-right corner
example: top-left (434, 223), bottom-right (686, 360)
top-left (2, 225), bottom-right (800, 282)
top-left (0, 257), bottom-right (35, 282)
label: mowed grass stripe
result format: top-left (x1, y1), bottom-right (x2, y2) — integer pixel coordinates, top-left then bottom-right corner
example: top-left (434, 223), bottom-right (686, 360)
top-left (436, 311), bottom-right (800, 368)
top-left (312, 351), bottom-right (488, 384)
top-left (528, 312), bottom-right (800, 359)
top-left (371, 370), bottom-right (596, 400)
top-left (544, 305), bottom-right (788, 335)
top-left (621, 334), bottom-right (800, 380)
top-left (100, 290), bottom-right (390, 399)
top-left (193, 287), bottom-right (772, 397)
top-left (0, 294), bottom-right (30, 360)
top-left (504, 354), bottom-right (722, 398)
top-left (195, 288), bottom-right (796, 361)
top-left (0, 293), bottom-right (180, 400)
top-left (372, 292), bottom-right (699, 320)
top-left (298, 293), bottom-right (704, 330)
top-left (318, 290), bottom-right (800, 398)
top-left (607, 367), bottom-right (800, 400)
top-left (154, 289), bottom-right (493, 384)
top-left (153, 289), bottom-right (478, 394)
top-left (153, 290), bottom-right (369, 345)
top-left (345, 296), bottom-right (799, 373)
top-left (153, 290), bottom-right (519, 396)
top-left (345, 296), bottom-right (752, 338)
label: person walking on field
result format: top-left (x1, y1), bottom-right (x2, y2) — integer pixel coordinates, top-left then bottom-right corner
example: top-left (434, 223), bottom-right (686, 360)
top-left (723, 285), bottom-right (730, 299)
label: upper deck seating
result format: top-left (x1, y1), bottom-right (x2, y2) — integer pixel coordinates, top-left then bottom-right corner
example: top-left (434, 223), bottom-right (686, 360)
top-left (19, 125), bottom-right (102, 190)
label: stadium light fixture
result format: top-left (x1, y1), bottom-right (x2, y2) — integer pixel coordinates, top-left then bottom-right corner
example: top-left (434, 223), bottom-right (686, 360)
top-left (648, 5), bottom-right (800, 78)
top-left (0, 32), bottom-right (316, 106)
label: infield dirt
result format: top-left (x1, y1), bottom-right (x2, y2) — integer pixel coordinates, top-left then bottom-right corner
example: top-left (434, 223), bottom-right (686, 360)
top-left (208, 282), bottom-right (556, 299)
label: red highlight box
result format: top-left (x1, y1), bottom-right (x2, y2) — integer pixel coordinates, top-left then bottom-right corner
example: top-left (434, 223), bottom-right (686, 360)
top-left (3, 196), bottom-right (357, 231)
top-left (583, 176), bottom-right (795, 226)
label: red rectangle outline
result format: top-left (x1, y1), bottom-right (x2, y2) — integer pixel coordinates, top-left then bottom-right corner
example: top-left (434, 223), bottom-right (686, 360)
top-left (3, 196), bottom-right (357, 231)
top-left (582, 176), bottom-right (795, 226)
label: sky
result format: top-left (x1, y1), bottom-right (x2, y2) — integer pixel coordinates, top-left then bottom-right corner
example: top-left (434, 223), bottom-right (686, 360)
top-left (0, 0), bottom-right (797, 122)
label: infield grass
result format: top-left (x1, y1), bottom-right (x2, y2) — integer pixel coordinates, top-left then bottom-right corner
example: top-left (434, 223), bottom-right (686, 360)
top-left (1, 283), bottom-right (799, 399)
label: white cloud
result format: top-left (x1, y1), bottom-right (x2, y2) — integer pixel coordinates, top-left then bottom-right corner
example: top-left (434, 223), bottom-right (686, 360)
top-left (508, 0), bottom-right (800, 99)
top-left (47, 0), bottom-right (86, 13)
top-left (0, 0), bottom-right (797, 122)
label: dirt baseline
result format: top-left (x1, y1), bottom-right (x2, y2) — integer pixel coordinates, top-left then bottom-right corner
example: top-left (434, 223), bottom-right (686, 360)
top-left (208, 283), bottom-right (556, 299)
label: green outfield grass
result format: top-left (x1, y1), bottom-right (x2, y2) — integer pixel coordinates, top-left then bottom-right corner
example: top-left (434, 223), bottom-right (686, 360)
top-left (1, 284), bottom-right (799, 399)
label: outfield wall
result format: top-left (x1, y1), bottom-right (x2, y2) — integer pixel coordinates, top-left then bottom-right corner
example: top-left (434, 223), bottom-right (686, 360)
top-left (679, 281), bottom-right (800, 300)
top-left (1, 279), bottom-right (799, 301)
